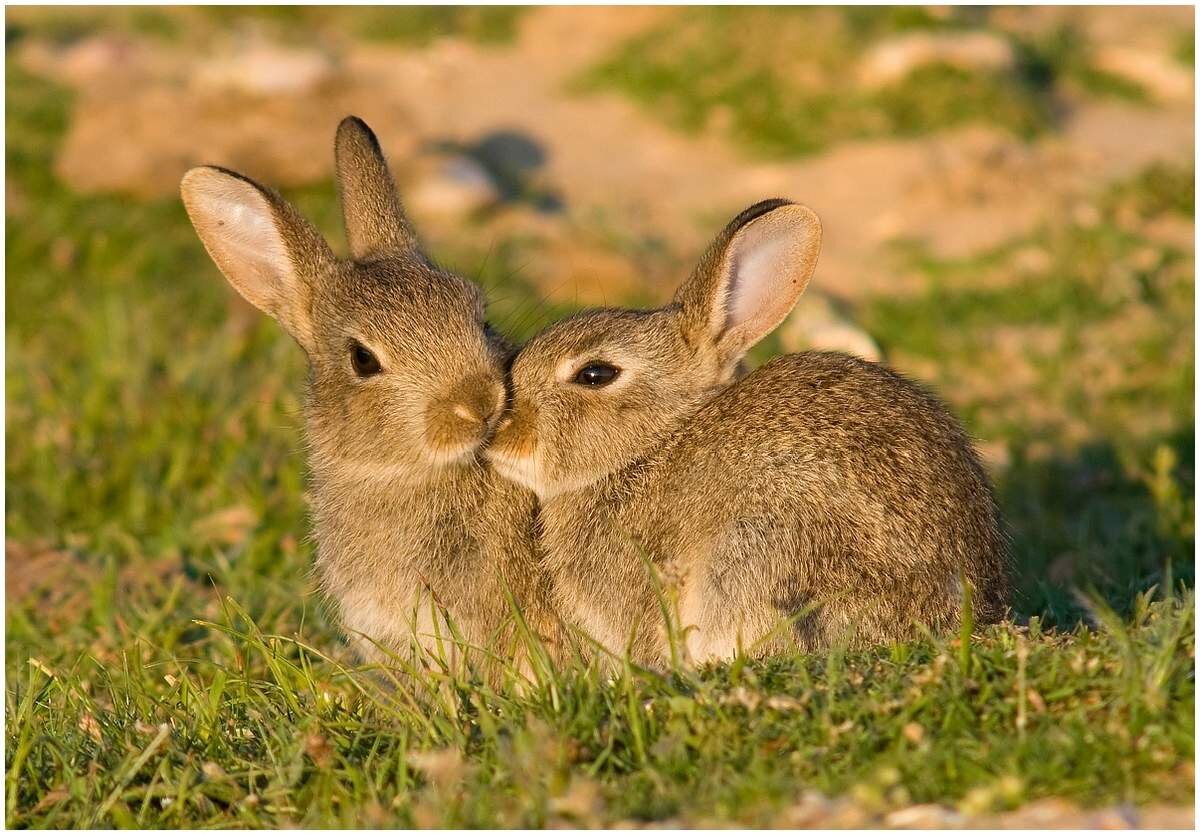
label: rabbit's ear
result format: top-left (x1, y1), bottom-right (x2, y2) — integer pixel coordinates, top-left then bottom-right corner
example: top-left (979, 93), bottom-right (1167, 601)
top-left (334, 116), bottom-right (420, 261)
top-left (181, 165), bottom-right (334, 349)
top-left (676, 200), bottom-right (821, 362)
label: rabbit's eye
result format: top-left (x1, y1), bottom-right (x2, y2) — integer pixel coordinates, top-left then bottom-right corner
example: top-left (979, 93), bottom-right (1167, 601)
top-left (574, 363), bottom-right (620, 387)
top-left (349, 341), bottom-right (382, 377)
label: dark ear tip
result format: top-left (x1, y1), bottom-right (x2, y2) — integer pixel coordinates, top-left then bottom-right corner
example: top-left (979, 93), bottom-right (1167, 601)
top-left (335, 115), bottom-right (382, 154)
top-left (733, 198), bottom-right (794, 227)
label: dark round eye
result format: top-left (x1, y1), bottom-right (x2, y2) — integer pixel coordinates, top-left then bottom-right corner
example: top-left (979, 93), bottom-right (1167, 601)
top-left (350, 341), bottom-right (382, 377)
top-left (574, 363), bottom-right (620, 387)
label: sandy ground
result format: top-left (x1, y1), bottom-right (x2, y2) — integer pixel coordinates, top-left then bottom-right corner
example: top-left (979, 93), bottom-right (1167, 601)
top-left (18, 7), bottom-right (1194, 304)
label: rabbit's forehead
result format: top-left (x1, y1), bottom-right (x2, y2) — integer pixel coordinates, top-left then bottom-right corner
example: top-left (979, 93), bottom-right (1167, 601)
top-left (325, 263), bottom-right (481, 327)
top-left (518, 310), bottom-right (676, 375)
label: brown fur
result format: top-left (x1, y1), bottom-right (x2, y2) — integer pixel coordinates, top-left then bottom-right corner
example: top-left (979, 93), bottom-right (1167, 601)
top-left (490, 200), bottom-right (1008, 666)
top-left (181, 117), bottom-right (556, 679)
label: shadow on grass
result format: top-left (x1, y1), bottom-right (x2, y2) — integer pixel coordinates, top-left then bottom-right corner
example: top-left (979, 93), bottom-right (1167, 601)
top-left (998, 425), bottom-right (1194, 626)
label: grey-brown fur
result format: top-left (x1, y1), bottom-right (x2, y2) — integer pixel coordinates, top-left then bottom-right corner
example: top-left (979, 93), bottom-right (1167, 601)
top-left (181, 117), bottom-right (554, 679)
top-left (490, 200), bottom-right (1008, 666)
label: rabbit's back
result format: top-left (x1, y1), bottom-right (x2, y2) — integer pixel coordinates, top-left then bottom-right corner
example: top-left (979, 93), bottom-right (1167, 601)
top-left (641, 351), bottom-right (1008, 646)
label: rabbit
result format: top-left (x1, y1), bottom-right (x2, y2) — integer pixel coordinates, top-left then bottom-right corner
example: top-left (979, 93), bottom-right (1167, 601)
top-left (180, 116), bottom-right (557, 680)
top-left (487, 199), bottom-right (1009, 667)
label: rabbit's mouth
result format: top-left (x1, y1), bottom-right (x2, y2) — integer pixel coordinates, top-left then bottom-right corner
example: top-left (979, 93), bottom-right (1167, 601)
top-left (486, 447), bottom-right (540, 495)
top-left (424, 434), bottom-right (488, 468)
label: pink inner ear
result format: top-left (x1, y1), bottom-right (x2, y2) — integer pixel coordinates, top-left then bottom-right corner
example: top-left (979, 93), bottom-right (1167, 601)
top-left (728, 233), bottom-right (795, 332)
top-left (192, 184), bottom-right (290, 287)
top-left (721, 206), bottom-right (821, 350)
top-left (182, 171), bottom-right (295, 315)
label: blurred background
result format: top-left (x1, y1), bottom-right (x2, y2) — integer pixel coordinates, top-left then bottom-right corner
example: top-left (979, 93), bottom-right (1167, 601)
top-left (5, 6), bottom-right (1194, 655)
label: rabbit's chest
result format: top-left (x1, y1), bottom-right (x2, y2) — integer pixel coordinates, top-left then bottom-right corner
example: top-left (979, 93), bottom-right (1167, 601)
top-left (542, 497), bottom-right (674, 655)
top-left (315, 500), bottom-right (501, 640)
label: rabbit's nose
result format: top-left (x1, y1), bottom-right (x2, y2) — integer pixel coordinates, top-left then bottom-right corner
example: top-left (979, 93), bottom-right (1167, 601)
top-left (451, 375), bottom-right (503, 428)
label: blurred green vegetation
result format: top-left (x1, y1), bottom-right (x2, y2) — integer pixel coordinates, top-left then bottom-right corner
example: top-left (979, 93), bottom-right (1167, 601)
top-left (578, 7), bottom-right (1147, 157)
top-left (5, 5), bottom-right (527, 47)
top-left (4, 6), bottom-right (1195, 826)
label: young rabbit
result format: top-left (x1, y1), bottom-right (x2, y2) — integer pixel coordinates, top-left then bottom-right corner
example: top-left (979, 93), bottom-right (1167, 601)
top-left (488, 199), bottom-right (1008, 666)
top-left (181, 116), bottom-right (553, 678)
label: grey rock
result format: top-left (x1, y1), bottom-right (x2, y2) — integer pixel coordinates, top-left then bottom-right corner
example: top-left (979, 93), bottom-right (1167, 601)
top-left (404, 153), bottom-right (502, 221)
top-left (194, 42), bottom-right (334, 97)
top-left (858, 31), bottom-right (1015, 89)
top-left (778, 291), bottom-right (883, 362)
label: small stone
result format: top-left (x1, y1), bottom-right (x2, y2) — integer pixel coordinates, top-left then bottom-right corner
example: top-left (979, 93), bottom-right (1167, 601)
top-left (19, 34), bottom-right (143, 87)
top-left (858, 31), bottom-right (1014, 89)
top-left (885, 803), bottom-right (962, 828)
top-left (194, 42), bottom-right (334, 97)
top-left (778, 791), bottom-right (835, 827)
top-left (404, 153), bottom-right (501, 222)
top-left (990, 797), bottom-right (1079, 827)
top-left (778, 291), bottom-right (883, 362)
top-left (825, 797), bottom-right (873, 828)
top-left (1089, 805), bottom-right (1139, 828)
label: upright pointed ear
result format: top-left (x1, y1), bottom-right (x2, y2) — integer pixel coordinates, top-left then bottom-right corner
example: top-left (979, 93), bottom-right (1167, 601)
top-left (675, 199), bottom-right (822, 363)
top-left (334, 116), bottom-right (419, 261)
top-left (180, 165), bottom-right (334, 350)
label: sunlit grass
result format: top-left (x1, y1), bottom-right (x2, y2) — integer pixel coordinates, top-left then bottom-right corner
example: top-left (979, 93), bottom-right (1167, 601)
top-left (5, 13), bottom-right (1195, 825)
top-left (858, 163), bottom-right (1194, 622)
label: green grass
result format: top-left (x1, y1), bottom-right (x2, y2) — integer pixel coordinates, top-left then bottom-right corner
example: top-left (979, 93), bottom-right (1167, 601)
top-left (6, 592), bottom-right (1193, 827)
top-left (859, 162), bottom-right (1195, 624)
top-left (577, 8), bottom-right (1148, 157)
top-left (5, 20), bottom-right (1195, 827)
top-left (5, 6), bottom-right (527, 48)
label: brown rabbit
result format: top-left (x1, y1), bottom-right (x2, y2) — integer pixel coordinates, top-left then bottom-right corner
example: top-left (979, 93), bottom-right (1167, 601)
top-left (181, 117), bottom-right (554, 679)
top-left (488, 199), bottom-right (1008, 666)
